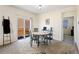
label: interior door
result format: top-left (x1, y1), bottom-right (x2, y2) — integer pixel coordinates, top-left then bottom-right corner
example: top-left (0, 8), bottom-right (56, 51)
top-left (25, 19), bottom-right (30, 36)
top-left (18, 17), bottom-right (24, 38)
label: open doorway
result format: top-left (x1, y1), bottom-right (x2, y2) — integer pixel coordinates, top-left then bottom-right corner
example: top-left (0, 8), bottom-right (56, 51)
top-left (63, 16), bottom-right (74, 44)
top-left (25, 19), bottom-right (31, 37)
top-left (18, 17), bottom-right (24, 39)
top-left (17, 17), bottom-right (31, 40)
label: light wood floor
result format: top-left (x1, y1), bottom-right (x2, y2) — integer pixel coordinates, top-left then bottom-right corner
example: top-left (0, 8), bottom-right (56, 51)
top-left (0, 37), bottom-right (78, 54)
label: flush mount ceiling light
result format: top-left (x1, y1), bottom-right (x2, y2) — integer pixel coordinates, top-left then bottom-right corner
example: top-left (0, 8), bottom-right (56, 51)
top-left (36, 5), bottom-right (45, 9)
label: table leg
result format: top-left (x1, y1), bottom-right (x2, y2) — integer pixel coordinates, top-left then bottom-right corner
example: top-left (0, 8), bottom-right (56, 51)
top-left (37, 35), bottom-right (39, 47)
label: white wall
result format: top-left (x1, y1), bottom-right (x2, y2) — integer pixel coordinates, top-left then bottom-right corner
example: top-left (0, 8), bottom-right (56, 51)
top-left (76, 6), bottom-right (79, 50)
top-left (32, 14), bottom-right (39, 29)
top-left (0, 5), bottom-right (36, 45)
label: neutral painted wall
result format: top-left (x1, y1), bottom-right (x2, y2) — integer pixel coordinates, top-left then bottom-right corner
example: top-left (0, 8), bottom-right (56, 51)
top-left (76, 6), bottom-right (79, 50)
top-left (0, 5), bottom-right (37, 45)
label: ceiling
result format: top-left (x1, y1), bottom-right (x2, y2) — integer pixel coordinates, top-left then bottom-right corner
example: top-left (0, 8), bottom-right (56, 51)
top-left (13, 5), bottom-right (74, 14)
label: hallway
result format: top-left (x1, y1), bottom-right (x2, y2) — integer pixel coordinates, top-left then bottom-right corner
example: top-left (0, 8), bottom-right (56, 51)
top-left (63, 35), bottom-right (74, 45)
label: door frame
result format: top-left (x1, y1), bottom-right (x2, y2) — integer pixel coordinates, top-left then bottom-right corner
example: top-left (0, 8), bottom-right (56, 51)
top-left (63, 16), bottom-right (74, 36)
top-left (17, 17), bottom-right (25, 39)
top-left (61, 13), bottom-right (77, 43)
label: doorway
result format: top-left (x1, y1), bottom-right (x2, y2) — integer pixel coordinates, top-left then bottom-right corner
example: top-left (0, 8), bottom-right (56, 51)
top-left (17, 17), bottom-right (31, 39)
top-left (63, 16), bottom-right (74, 44)
top-left (25, 19), bottom-right (30, 37)
top-left (18, 17), bottom-right (24, 39)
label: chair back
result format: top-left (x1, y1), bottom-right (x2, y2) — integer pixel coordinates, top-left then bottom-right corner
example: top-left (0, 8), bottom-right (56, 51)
top-left (34, 28), bottom-right (38, 32)
top-left (30, 32), bottom-right (38, 40)
top-left (43, 27), bottom-right (47, 31)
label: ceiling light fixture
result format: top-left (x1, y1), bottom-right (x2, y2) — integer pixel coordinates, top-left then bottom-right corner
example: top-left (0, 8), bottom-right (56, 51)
top-left (36, 5), bottom-right (44, 9)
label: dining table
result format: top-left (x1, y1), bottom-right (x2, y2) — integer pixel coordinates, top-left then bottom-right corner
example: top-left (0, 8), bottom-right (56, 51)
top-left (32, 31), bottom-right (50, 46)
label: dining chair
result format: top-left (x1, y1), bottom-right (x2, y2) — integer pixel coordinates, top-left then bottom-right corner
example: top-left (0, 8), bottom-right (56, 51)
top-left (30, 34), bottom-right (39, 47)
top-left (44, 33), bottom-right (53, 44)
top-left (34, 28), bottom-right (38, 32)
top-left (43, 27), bottom-right (47, 31)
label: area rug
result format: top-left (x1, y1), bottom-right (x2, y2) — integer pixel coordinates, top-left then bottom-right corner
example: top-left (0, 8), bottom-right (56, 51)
top-left (45, 41), bottom-right (78, 54)
top-left (33, 40), bottom-right (78, 54)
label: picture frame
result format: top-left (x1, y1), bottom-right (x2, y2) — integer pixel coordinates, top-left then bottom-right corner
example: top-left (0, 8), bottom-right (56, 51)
top-left (45, 18), bottom-right (50, 25)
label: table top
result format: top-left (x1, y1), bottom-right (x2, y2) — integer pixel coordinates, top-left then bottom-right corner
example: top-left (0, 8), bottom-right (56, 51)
top-left (32, 32), bottom-right (49, 35)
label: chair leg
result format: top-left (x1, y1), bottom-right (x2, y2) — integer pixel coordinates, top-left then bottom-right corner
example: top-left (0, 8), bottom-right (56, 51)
top-left (30, 39), bottom-right (33, 47)
top-left (46, 39), bottom-right (48, 45)
top-left (49, 40), bottom-right (51, 44)
top-left (37, 36), bottom-right (39, 47)
top-left (37, 40), bottom-right (39, 47)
